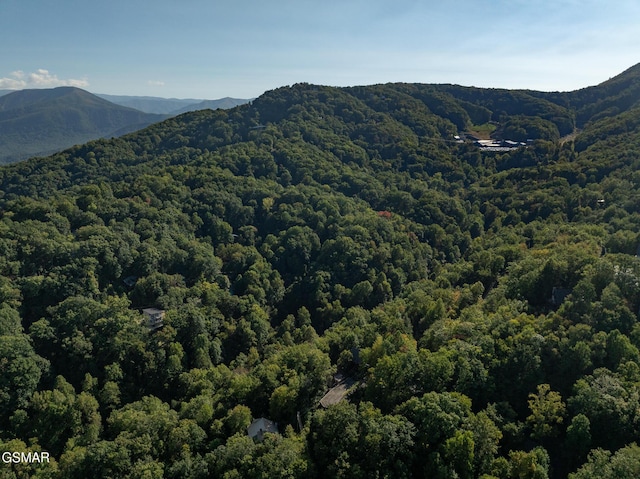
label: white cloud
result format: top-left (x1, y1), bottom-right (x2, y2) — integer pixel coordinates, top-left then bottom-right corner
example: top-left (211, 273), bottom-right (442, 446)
top-left (0, 69), bottom-right (89, 90)
top-left (147, 80), bottom-right (165, 87)
top-left (0, 70), bottom-right (26, 89)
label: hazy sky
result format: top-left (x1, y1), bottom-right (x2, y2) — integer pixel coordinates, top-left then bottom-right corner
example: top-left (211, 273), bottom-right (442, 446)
top-left (1, 0), bottom-right (639, 99)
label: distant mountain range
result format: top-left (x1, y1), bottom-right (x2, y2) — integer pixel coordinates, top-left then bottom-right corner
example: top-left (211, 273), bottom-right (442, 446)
top-left (93, 94), bottom-right (202, 114)
top-left (0, 88), bottom-right (250, 163)
top-left (95, 94), bottom-right (250, 115)
top-left (168, 98), bottom-right (251, 115)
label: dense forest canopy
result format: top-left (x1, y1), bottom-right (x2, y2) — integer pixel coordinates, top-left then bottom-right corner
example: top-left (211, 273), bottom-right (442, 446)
top-left (1, 63), bottom-right (640, 478)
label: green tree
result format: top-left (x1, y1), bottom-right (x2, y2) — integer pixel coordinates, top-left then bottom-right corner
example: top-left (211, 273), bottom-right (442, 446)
top-left (569, 444), bottom-right (640, 479)
top-left (526, 383), bottom-right (566, 440)
top-left (308, 401), bottom-right (415, 479)
top-left (563, 414), bottom-right (591, 473)
top-left (508, 447), bottom-right (550, 479)
top-left (0, 331), bottom-right (48, 426)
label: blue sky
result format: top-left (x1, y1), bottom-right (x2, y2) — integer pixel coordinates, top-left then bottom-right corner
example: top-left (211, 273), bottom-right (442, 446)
top-left (1, 0), bottom-right (639, 99)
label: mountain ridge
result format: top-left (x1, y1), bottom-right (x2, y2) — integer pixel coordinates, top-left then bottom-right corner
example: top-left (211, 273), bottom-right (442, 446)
top-left (1, 62), bottom-right (637, 165)
top-left (2, 63), bottom-right (639, 195)
top-left (0, 87), bottom-right (167, 163)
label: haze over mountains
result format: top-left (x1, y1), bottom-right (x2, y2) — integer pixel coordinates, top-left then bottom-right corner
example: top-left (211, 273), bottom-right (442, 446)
top-left (168, 98), bottom-right (251, 115)
top-left (95, 93), bottom-right (250, 115)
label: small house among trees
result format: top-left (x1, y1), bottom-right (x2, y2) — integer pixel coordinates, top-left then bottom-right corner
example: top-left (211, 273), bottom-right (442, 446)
top-left (247, 418), bottom-right (278, 441)
top-left (142, 308), bottom-right (165, 331)
top-left (550, 287), bottom-right (571, 306)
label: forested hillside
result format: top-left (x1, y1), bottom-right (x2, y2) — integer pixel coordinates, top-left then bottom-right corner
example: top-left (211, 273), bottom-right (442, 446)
top-left (1, 65), bottom-right (640, 478)
top-left (0, 87), bottom-right (166, 164)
